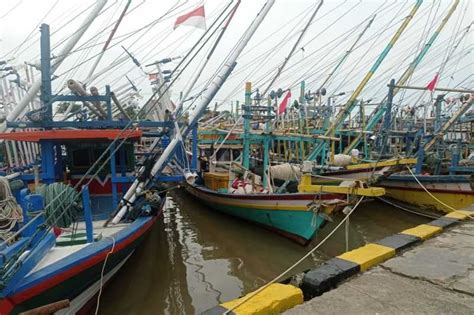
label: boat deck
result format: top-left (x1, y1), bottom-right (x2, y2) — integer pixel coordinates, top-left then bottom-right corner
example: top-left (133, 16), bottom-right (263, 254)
top-left (30, 220), bottom-right (128, 274)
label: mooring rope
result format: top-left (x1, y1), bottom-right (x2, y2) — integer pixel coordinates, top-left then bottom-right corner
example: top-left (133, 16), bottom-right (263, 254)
top-left (223, 196), bottom-right (365, 314)
top-left (95, 236), bottom-right (116, 315)
top-left (377, 196), bottom-right (439, 219)
top-left (405, 165), bottom-right (472, 216)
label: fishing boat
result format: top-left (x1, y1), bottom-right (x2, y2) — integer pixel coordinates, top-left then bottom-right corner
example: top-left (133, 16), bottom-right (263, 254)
top-left (312, 157), bottom-right (417, 185)
top-left (0, 15), bottom-right (182, 312)
top-left (185, 153), bottom-right (385, 244)
top-left (378, 174), bottom-right (473, 213)
top-left (0, 129), bottom-right (167, 315)
top-left (185, 175), bottom-right (343, 244)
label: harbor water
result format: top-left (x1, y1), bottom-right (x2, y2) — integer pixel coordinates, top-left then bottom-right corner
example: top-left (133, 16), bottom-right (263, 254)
top-left (98, 189), bottom-right (429, 315)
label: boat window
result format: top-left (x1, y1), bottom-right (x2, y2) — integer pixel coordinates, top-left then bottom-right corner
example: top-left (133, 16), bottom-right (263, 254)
top-left (72, 149), bottom-right (91, 167)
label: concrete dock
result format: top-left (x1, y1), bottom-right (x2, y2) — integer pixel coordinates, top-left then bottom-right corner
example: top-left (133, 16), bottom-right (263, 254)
top-left (286, 219), bottom-right (474, 314)
top-left (201, 209), bottom-right (473, 315)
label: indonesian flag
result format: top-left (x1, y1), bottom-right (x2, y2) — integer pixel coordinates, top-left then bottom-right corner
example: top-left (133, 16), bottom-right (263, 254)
top-left (426, 73), bottom-right (439, 92)
top-left (174, 6), bottom-right (206, 30)
top-left (277, 90), bottom-right (291, 115)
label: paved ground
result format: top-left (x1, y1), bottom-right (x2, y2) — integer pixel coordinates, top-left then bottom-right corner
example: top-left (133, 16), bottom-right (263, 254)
top-left (285, 220), bottom-right (474, 314)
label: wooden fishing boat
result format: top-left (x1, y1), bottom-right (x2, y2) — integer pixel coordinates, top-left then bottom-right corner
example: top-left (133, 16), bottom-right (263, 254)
top-left (0, 214), bottom-right (164, 315)
top-left (185, 182), bottom-right (342, 244)
top-left (185, 170), bottom-right (385, 244)
top-left (0, 129), bottom-right (167, 314)
top-left (312, 158), bottom-right (417, 185)
top-left (378, 174), bottom-right (474, 213)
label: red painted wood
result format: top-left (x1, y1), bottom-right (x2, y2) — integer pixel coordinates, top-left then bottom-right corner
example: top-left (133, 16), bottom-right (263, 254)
top-left (0, 129), bottom-right (142, 142)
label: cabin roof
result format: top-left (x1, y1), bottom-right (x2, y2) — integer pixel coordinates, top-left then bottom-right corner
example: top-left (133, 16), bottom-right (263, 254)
top-left (0, 129), bottom-right (142, 142)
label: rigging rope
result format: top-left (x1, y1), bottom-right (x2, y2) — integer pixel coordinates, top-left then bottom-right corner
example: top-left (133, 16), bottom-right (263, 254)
top-left (0, 177), bottom-right (23, 243)
top-left (0, 0), bottom-right (237, 247)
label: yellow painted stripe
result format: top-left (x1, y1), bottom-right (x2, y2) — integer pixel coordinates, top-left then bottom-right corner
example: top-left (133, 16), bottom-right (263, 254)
top-left (298, 184), bottom-right (385, 197)
top-left (221, 283), bottom-right (303, 315)
top-left (401, 224), bottom-right (442, 240)
top-left (337, 243), bottom-right (395, 271)
top-left (444, 210), bottom-right (473, 220)
top-left (384, 187), bottom-right (474, 214)
top-left (345, 158), bottom-right (417, 170)
top-left (198, 194), bottom-right (309, 211)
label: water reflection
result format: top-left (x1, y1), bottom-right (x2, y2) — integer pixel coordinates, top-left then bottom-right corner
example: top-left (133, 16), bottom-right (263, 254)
top-left (99, 189), bottom-right (428, 314)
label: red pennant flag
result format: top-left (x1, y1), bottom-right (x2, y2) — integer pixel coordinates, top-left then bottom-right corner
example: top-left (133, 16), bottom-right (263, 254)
top-left (277, 90), bottom-right (291, 115)
top-left (174, 6), bottom-right (206, 30)
top-left (426, 73), bottom-right (439, 92)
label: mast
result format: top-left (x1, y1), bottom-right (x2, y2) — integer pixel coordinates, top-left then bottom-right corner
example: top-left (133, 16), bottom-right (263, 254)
top-left (343, 0), bottom-right (460, 154)
top-left (317, 15), bottom-right (375, 93)
top-left (0, 0), bottom-right (108, 132)
top-left (262, 0), bottom-right (323, 96)
top-left (87, 0), bottom-right (131, 79)
top-left (111, 0), bottom-right (276, 225)
top-left (307, 0), bottom-right (423, 161)
top-left (423, 95), bottom-right (473, 152)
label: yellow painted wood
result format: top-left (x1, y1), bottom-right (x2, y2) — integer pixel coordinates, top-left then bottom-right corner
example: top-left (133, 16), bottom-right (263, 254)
top-left (385, 187), bottom-right (474, 214)
top-left (298, 175), bottom-right (385, 196)
top-left (337, 243), bottom-right (395, 271)
top-left (345, 158), bottom-right (417, 170)
top-left (221, 283), bottom-right (303, 315)
top-left (445, 211), bottom-right (473, 220)
top-left (401, 224), bottom-right (443, 240)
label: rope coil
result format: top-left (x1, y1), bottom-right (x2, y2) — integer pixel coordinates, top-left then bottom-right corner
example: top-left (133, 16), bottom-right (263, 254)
top-left (0, 177), bottom-right (23, 243)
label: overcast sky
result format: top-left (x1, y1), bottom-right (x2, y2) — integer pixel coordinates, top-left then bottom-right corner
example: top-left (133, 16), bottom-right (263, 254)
top-left (1, 0), bottom-right (473, 112)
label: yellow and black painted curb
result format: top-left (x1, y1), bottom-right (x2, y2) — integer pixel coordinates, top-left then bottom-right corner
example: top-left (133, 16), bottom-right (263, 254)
top-left (201, 210), bottom-right (472, 314)
top-left (201, 283), bottom-right (304, 315)
top-left (299, 209), bottom-right (472, 300)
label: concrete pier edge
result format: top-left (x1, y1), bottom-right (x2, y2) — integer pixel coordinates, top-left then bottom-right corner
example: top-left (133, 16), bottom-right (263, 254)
top-left (200, 208), bottom-right (473, 315)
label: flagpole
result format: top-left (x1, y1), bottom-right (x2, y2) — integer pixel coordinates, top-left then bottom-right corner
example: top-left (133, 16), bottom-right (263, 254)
top-left (176, 1), bottom-right (241, 116)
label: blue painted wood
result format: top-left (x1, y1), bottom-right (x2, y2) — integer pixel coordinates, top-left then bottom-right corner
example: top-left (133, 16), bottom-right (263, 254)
top-left (2, 233), bottom-right (55, 296)
top-left (0, 238), bottom-right (29, 266)
top-left (40, 141), bottom-right (55, 184)
top-left (109, 142), bottom-right (119, 209)
top-left (81, 186), bottom-right (94, 243)
top-left (155, 175), bottom-right (185, 182)
top-left (12, 216), bottom-right (152, 292)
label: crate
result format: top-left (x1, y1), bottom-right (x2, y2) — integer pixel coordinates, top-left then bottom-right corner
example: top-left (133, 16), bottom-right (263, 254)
top-left (204, 172), bottom-right (229, 191)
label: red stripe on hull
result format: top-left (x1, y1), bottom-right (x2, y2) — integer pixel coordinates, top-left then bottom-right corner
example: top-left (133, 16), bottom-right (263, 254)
top-left (8, 217), bottom-right (156, 305)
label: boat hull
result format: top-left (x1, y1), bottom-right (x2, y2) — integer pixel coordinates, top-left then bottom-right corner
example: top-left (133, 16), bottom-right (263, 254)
top-left (185, 184), bottom-right (342, 244)
top-left (379, 175), bottom-right (474, 213)
top-left (1, 202), bottom-right (164, 315)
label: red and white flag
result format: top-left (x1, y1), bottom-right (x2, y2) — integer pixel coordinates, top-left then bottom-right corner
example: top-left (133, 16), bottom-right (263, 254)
top-left (277, 90), bottom-right (292, 115)
top-left (426, 73), bottom-right (439, 92)
top-left (174, 6), bottom-right (206, 30)
top-left (148, 73), bottom-right (157, 81)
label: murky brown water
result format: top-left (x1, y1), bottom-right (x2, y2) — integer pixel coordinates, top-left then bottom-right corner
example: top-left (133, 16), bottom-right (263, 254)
top-left (98, 189), bottom-right (428, 315)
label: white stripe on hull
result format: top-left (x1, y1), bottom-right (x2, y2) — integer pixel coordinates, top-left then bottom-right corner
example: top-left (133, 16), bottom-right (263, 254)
top-left (55, 252), bottom-right (133, 315)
